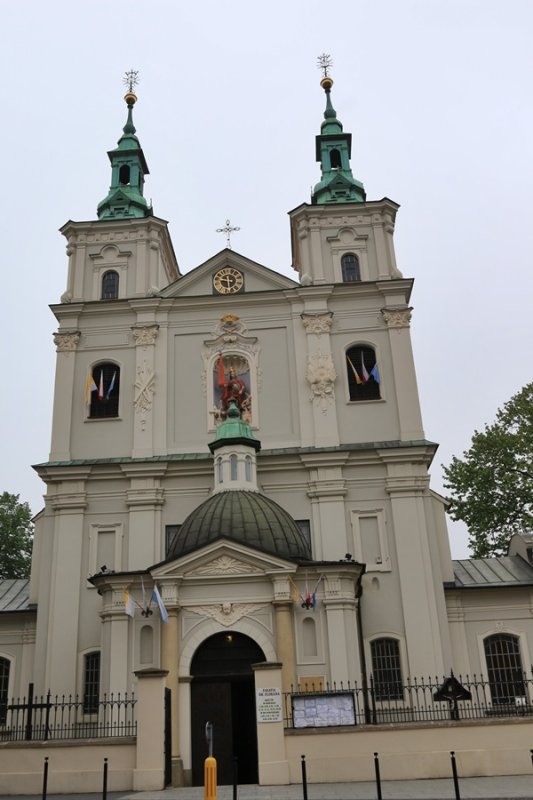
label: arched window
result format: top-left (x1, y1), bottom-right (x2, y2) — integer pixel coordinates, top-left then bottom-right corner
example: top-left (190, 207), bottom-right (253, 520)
top-left (101, 270), bottom-right (119, 300)
top-left (83, 651), bottom-right (100, 714)
top-left (119, 164), bottom-right (130, 185)
top-left (346, 345), bottom-right (380, 401)
top-left (245, 455), bottom-right (252, 482)
top-left (484, 634), bottom-right (525, 705)
top-left (302, 618), bottom-right (318, 657)
top-left (230, 454), bottom-right (238, 481)
top-left (341, 253), bottom-right (361, 282)
top-left (330, 148), bottom-right (341, 169)
top-left (370, 638), bottom-right (402, 700)
top-left (88, 363), bottom-right (120, 418)
top-left (140, 626), bottom-right (154, 665)
top-left (0, 657), bottom-right (10, 724)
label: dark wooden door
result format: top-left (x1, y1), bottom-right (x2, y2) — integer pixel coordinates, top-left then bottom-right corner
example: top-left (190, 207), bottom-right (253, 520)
top-left (190, 632), bottom-right (264, 786)
top-left (191, 680), bottom-right (233, 785)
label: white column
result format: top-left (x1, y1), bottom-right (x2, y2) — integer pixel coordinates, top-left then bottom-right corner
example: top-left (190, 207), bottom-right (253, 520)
top-left (382, 308), bottom-right (425, 442)
top-left (49, 330), bottom-right (81, 461)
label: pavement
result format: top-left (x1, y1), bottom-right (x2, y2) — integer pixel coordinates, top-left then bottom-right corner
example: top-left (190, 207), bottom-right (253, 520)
top-left (2, 775), bottom-right (533, 800)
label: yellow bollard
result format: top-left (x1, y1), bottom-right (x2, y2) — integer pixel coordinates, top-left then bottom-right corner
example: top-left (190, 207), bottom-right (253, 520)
top-left (204, 755), bottom-right (217, 800)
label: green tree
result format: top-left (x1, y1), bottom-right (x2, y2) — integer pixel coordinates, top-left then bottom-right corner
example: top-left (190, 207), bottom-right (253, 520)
top-left (443, 383), bottom-right (533, 558)
top-left (0, 492), bottom-right (33, 578)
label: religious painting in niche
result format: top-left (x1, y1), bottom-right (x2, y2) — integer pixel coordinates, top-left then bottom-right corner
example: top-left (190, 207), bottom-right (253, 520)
top-left (212, 354), bottom-right (252, 425)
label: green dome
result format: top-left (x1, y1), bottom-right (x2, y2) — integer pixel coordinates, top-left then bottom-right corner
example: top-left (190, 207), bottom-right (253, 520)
top-left (168, 491), bottom-right (311, 561)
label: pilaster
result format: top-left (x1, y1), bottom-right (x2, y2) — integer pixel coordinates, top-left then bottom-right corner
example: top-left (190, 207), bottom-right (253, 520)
top-left (161, 607), bottom-right (183, 784)
top-left (131, 322), bottom-right (159, 457)
top-left (301, 306), bottom-right (340, 447)
top-left (322, 572), bottom-right (360, 685)
top-left (121, 463), bottom-right (167, 568)
top-left (272, 581), bottom-right (297, 692)
top-left (381, 306), bottom-right (424, 441)
top-left (382, 451), bottom-right (446, 676)
top-left (49, 328), bottom-right (81, 461)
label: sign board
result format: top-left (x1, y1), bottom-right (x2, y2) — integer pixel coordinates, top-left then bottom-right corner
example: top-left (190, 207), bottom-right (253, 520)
top-left (256, 687), bottom-right (283, 723)
top-left (292, 692), bottom-right (355, 728)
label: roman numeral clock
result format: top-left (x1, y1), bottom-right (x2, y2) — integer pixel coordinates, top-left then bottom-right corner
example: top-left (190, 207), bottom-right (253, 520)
top-left (212, 267), bottom-right (244, 295)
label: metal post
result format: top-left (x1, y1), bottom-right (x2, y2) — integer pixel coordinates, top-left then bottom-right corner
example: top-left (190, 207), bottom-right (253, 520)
top-left (25, 682), bottom-right (34, 741)
top-left (373, 752), bottom-right (382, 800)
top-left (102, 757), bottom-right (108, 800)
top-left (301, 754), bottom-right (308, 800)
top-left (232, 756), bottom-right (238, 800)
top-left (450, 751), bottom-right (461, 800)
top-left (530, 749), bottom-right (533, 770)
top-left (41, 757), bottom-right (49, 800)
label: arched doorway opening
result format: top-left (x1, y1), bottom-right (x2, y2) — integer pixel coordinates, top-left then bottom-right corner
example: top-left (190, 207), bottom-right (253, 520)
top-left (190, 631), bottom-right (265, 785)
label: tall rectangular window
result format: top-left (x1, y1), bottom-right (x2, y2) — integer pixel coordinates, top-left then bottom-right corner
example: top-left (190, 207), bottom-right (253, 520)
top-left (371, 638), bottom-right (403, 700)
top-left (83, 652), bottom-right (101, 714)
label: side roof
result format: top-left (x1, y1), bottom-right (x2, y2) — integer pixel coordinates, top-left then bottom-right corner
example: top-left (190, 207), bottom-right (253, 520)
top-left (0, 579), bottom-right (32, 612)
top-left (448, 556), bottom-right (533, 589)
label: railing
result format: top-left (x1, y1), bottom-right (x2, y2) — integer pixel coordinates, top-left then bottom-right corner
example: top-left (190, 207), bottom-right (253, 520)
top-left (284, 673), bottom-right (533, 729)
top-left (0, 688), bottom-right (136, 742)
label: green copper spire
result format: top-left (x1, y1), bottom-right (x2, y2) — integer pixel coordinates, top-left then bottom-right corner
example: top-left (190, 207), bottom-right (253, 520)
top-left (97, 76), bottom-right (152, 220)
top-left (312, 74), bottom-right (366, 205)
top-left (208, 401), bottom-right (261, 454)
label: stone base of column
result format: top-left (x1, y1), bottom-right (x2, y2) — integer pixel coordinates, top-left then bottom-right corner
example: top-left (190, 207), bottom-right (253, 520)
top-left (170, 757), bottom-right (188, 786)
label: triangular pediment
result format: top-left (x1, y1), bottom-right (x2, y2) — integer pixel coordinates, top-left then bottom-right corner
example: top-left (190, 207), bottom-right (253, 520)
top-left (160, 249), bottom-right (298, 298)
top-left (150, 538), bottom-right (297, 581)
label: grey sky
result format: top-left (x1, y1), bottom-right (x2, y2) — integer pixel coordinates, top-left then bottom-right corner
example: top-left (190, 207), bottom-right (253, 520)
top-left (1, 0), bottom-right (531, 558)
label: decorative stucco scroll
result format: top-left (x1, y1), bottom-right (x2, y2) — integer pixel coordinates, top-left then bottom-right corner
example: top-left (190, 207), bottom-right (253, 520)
top-left (381, 307), bottom-right (412, 329)
top-left (54, 330), bottom-right (81, 352)
top-left (132, 324), bottom-right (159, 346)
top-left (306, 353), bottom-right (337, 413)
top-left (187, 555), bottom-right (263, 577)
top-left (186, 602), bottom-right (269, 627)
top-left (301, 312), bottom-right (333, 335)
top-left (134, 362), bottom-right (155, 420)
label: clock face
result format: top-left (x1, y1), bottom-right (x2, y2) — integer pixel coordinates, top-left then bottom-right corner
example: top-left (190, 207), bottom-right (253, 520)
top-left (213, 267), bottom-right (244, 295)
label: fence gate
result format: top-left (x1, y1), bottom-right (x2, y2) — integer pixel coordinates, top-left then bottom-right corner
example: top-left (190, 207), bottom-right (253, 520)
top-left (164, 687), bottom-right (172, 786)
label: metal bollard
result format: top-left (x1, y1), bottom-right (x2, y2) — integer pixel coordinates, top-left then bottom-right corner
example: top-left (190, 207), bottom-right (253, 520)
top-left (530, 749), bottom-right (533, 770)
top-left (42, 756), bottom-right (49, 800)
top-left (450, 751), bottom-right (461, 800)
top-left (204, 756), bottom-right (217, 800)
top-left (301, 754), bottom-right (308, 800)
top-left (102, 757), bottom-right (108, 800)
top-left (373, 752), bottom-right (382, 800)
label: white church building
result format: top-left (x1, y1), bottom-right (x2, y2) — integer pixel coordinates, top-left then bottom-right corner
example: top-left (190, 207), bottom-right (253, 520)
top-left (1, 71), bottom-right (533, 791)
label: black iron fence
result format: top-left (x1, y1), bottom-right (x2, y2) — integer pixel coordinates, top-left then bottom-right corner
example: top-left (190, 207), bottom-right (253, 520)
top-left (0, 687), bottom-right (136, 742)
top-left (284, 673), bottom-right (533, 729)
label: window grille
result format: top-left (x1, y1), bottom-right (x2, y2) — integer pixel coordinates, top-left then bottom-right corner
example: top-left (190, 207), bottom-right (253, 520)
top-left (101, 270), bottom-right (119, 299)
top-left (83, 652), bottom-right (100, 714)
top-left (371, 638), bottom-right (403, 700)
top-left (341, 253), bottom-right (361, 282)
top-left (484, 634), bottom-right (525, 705)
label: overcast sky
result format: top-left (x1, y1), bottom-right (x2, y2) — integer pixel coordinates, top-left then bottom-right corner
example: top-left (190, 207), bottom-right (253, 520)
top-left (1, 0), bottom-right (531, 558)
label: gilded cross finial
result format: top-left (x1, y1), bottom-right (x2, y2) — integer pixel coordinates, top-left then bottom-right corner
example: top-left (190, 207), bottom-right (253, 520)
top-left (317, 53), bottom-right (333, 78)
top-left (216, 219), bottom-right (241, 250)
top-left (123, 69), bottom-right (140, 93)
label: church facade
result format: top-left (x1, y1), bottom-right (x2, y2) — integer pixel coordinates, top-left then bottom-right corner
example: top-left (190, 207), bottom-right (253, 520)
top-left (2, 72), bottom-right (533, 788)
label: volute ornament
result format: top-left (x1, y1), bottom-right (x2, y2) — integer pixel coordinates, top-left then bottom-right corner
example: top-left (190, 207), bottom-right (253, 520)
top-left (54, 330), bottom-right (81, 352)
top-left (187, 602), bottom-right (269, 627)
top-left (301, 312), bottom-right (333, 335)
top-left (381, 307), bottom-right (412, 329)
top-left (132, 325), bottom-right (159, 346)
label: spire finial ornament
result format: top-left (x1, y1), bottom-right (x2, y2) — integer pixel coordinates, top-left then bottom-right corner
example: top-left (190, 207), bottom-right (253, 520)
top-left (317, 53), bottom-right (334, 91)
top-left (122, 70), bottom-right (139, 134)
top-left (216, 219), bottom-right (241, 250)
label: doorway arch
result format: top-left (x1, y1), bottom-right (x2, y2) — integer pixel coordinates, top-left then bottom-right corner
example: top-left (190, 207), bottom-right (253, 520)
top-left (190, 631), bottom-right (265, 785)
